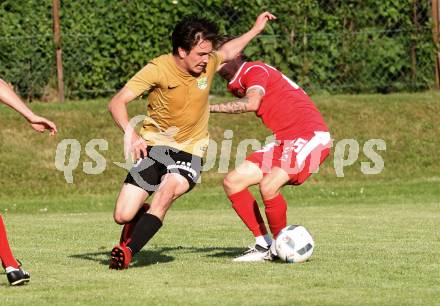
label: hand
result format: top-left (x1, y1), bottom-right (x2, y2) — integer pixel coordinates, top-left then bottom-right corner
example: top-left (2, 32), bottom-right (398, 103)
top-left (28, 114), bottom-right (58, 136)
top-left (126, 131), bottom-right (148, 162)
top-left (251, 11), bottom-right (277, 34)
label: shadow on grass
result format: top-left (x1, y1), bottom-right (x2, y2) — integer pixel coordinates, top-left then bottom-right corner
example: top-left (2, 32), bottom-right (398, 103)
top-left (69, 245), bottom-right (245, 268)
top-left (159, 245), bottom-right (245, 259)
top-left (69, 250), bottom-right (174, 268)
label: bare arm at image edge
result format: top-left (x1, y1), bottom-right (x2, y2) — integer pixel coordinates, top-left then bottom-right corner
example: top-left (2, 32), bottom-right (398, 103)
top-left (0, 78), bottom-right (57, 135)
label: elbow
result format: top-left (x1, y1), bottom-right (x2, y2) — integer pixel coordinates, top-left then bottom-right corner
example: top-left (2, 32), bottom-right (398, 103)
top-left (108, 97), bottom-right (119, 115)
top-left (247, 103), bottom-right (258, 112)
top-left (107, 100), bottom-right (114, 114)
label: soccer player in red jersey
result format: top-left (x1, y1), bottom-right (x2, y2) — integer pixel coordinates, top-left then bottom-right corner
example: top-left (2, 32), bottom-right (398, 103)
top-left (0, 78), bottom-right (57, 284)
top-left (210, 41), bottom-right (331, 262)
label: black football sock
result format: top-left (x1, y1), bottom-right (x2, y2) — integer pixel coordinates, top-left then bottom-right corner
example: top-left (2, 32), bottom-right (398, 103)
top-left (120, 204), bottom-right (150, 243)
top-left (127, 213), bottom-right (162, 254)
top-left (132, 205), bottom-right (147, 224)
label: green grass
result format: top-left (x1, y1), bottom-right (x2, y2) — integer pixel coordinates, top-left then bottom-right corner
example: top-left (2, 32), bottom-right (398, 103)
top-left (0, 194), bottom-right (439, 305)
top-left (1, 178), bottom-right (440, 214)
top-left (1, 92), bottom-right (440, 305)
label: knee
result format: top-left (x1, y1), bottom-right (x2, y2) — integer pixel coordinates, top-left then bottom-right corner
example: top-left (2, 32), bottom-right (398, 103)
top-left (222, 174), bottom-right (235, 191)
top-left (113, 212), bottom-right (131, 225)
top-left (223, 173), bottom-right (241, 194)
top-left (259, 181), bottom-right (280, 200)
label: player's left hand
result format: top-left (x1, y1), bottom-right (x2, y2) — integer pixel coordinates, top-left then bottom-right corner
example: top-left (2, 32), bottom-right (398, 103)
top-left (28, 115), bottom-right (58, 136)
top-left (252, 11), bottom-right (277, 34)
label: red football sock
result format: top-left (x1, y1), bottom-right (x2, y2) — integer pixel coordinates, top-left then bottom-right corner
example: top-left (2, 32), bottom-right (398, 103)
top-left (263, 194), bottom-right (287, 238)
top-left (228, 189), bottom-right (268, 237)
top-left (0, 215), bottom-right (20, 269)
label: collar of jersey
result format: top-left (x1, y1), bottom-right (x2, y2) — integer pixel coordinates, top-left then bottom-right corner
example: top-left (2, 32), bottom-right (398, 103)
top-left (229, 62), bottom-right (247, 85)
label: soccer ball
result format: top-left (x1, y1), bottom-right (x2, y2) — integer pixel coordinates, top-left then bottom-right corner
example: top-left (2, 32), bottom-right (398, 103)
top-left (275, 225), bottom-right (315, 263)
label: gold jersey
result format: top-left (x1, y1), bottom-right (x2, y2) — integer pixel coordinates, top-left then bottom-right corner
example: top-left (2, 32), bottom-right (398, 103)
top-left (125, 52), bottom-right (222, 157)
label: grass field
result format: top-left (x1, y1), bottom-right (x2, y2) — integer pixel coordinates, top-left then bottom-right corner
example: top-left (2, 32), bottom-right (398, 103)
top-left (1, 194), bottom-right (439, 305)
top-left (1, 92), bottom-right (440, 305)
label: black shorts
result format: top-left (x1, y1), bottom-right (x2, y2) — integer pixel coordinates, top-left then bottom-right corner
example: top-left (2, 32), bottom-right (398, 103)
top-left (124, 146), bottom-right (202, 194)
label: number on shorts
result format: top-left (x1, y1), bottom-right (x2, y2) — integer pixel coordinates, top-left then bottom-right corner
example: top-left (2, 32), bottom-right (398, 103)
top-left (256, 142), bottom-right (277, 153)
top-left (292, 138), bottom-right (307, 153)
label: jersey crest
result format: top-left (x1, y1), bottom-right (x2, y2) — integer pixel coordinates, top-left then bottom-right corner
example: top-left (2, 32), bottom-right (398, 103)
top-left (197, 76), bottom-right (208, 90)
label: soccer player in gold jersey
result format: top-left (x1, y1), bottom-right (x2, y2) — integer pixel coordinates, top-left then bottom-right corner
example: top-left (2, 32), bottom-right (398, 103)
top-left (108, 12), bottom-right (276, 269)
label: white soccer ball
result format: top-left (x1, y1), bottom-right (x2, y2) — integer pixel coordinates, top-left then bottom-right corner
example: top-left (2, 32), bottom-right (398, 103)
top-left (275, 225), bottom-right (315, 263)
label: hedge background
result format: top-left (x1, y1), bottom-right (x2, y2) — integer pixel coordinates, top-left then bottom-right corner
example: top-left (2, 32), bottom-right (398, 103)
top-left (0, 0), bottom-right (437, 100)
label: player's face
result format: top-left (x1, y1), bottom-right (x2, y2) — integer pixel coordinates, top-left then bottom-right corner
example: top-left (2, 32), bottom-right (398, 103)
top-left (181, 39), bottom-right (213, 75)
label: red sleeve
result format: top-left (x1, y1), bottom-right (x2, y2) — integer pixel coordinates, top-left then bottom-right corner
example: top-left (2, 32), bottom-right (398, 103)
top-left (241, 65), bottom-right (270, 95)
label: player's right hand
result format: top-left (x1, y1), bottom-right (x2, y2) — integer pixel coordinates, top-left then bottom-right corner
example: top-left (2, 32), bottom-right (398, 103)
top-left (28, 114), bottom-right (58, 136)
top-left (127, 131), bottom-right (148, 162)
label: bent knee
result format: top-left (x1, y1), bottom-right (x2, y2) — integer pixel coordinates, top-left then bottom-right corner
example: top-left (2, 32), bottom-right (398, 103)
top-left (222, 174), bottom-right (236, 190)
top-left (223, 173), bottom-right (243, 194)
top-left (259, 182), bottom-right (280, 200)
top-left (113, 212), bottom-right (132, 225)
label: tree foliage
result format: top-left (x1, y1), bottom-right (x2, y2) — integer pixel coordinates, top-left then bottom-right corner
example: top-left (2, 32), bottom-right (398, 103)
top-left (0, 0), bottom-right (436, 99)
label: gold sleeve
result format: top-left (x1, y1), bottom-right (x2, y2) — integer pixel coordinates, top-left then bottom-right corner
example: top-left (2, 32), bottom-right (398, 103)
top-left (125, 63), bottom-right (160, 97)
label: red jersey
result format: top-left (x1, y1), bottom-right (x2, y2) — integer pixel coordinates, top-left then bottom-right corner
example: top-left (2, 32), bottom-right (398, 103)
top-left (227, 61), bottom-right (328, 140)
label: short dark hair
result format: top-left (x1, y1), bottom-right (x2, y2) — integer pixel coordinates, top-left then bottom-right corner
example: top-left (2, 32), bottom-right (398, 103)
top-left (172, 15), bottom-right (219, 55)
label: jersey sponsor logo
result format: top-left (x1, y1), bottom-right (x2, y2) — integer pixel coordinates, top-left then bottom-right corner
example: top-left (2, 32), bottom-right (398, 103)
top-left (197, 76), bottom-right (208, 90)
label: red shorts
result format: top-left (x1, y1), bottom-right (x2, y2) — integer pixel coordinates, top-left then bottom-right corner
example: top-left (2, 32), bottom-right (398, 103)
top-left (246, 131), bottom-right (331, 185)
